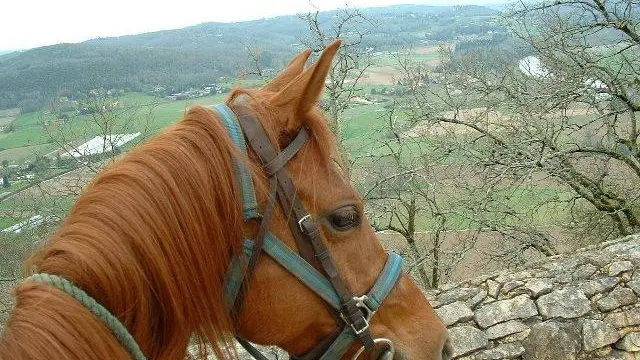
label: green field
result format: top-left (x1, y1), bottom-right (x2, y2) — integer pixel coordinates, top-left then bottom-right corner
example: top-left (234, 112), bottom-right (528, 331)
top-left (0, 93), bottom-right (229, 162)
top-left (0, 217), bottom-right (16, 229)
top-left (0, 144), bottom-right (57, 164)
top-left (0, 45), bottom-right (575, 237)
top-left (0, 47), bottom-right (443, 164)
top-left (0, 108), bottom-right (20, 127)
top-left (0, 88), bottom-right (572, 232)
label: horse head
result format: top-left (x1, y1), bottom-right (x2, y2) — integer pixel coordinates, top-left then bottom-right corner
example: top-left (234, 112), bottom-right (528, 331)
top-left (0, 42), bottom-right (451, 360)
top-left (226, 41), bottom-right (452, 360)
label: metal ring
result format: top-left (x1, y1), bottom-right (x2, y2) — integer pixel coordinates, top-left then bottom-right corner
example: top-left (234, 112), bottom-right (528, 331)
top-left (351, 338), bottom-right (395, 360)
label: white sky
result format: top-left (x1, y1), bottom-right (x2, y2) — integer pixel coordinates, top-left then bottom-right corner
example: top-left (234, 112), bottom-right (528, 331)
top-left (1, 0), bottom-right (498, 50)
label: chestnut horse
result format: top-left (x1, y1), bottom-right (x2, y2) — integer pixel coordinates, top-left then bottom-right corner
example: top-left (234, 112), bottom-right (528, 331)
top-left (0, 41), bottom-right (451, 359)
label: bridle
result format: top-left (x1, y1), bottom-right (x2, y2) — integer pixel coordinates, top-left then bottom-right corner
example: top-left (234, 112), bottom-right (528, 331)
top-left (216, 101), bottom-right (404, 360)
top-left (26, 101), bottom-right (405, 360)
top-left (219, 101), bottom-right (403, 360)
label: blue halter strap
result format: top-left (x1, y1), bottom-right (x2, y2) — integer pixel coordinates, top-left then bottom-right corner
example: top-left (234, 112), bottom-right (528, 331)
top-left (215, 103), bottom-right (404, 360)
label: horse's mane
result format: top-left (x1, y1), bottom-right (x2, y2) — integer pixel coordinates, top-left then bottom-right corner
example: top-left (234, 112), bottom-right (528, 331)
top-left (0, 106), bottom-right (246, 359)
top-left (0, 77), bottom-right (341, 359)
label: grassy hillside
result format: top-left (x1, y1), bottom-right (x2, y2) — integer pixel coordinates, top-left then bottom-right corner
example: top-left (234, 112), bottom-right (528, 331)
top-left (0, 5), bottom-right (502, 111)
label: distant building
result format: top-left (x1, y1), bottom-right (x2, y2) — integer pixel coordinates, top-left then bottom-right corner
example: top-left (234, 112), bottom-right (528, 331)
top-left (59, 132), bottom-right (141, 158)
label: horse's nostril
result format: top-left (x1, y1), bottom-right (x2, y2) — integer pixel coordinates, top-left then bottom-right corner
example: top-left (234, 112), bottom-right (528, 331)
top-left (441, 337), bottom-right (453, 360)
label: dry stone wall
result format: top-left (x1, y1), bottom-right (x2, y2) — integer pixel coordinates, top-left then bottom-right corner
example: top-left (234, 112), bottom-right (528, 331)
top-left (427, 234), bottom-right (640, 359)
top-left (6, 235), bottom-right (640, 359)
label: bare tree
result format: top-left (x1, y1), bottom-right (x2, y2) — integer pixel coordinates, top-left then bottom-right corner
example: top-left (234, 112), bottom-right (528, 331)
top-left (0, 90), bottom-right (158, 279)
top-left (398, 0), bottom-right (640, 250)
top-left (357, 103), bottom-right (477, 288)
top-left (44, 89), bottom-right (156, 175)
top-left (300, 8), bottom-right (375, 169)
top-left (238, 43), bottom-right (273, 84)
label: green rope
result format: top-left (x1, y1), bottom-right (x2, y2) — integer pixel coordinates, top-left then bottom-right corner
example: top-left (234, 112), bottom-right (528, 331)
top-left (27, 273), bottom-right (147, 360)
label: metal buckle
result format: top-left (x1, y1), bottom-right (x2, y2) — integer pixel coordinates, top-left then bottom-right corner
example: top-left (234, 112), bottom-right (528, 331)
top-left (297, 214), bottom-right (313, 233)
top-left (342, 295), bottom-right (375, 335)
top-left (350, 318), bottom-right (369, 335)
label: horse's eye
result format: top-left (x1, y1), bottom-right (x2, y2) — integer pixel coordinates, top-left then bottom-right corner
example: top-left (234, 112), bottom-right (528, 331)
top-left (329, 206), bottom-right (360, 231)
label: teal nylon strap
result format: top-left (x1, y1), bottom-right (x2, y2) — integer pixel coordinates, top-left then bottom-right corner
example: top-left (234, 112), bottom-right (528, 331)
top-left (212, 104), bottom-right (260, 220)
top-left (27, 273), bottom-right (147, 360)
top-left (223, 240), bottom-right (255, 311)
top-left (224, 236), bottom-right (341, 311)
top-left (317, 252), bottom-right (404, 360)
top-left (224, 236), bottom-right (405, 360)
top-left (228, 239), bottom-right (403, 315)
top-left (317, 327), bottom-right (356, 360)
top-left (363, 252), bottom-right (403, 311)
top-left (261, 234), bottom-right (341, 310)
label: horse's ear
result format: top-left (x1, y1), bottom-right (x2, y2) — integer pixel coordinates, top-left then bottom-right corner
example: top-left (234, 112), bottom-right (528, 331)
top-left (270, 40), bottom-right (341, 130)
top-left (263, 49), bottom-right (313, 93)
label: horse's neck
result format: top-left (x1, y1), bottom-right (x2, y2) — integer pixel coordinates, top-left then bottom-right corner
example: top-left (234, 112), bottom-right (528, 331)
top-left (31, 189), bottom-right (196, 357)
top-left (26, 110), bottom-right (244, 357)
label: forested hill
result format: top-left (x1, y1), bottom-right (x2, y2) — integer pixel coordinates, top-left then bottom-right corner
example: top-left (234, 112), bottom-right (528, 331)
top-left (0, 5), bottom-right (500, 111)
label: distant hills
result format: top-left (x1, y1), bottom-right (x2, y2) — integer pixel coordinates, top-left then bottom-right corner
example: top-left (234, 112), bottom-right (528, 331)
top-left (0, 5), bottom-right (501, 111)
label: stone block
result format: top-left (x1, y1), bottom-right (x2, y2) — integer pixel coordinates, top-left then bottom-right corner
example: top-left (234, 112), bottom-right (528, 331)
top-left (608, 261), bottom-right (634, 277)
top-left (466, 289), bottom-right (487, 309)
top-left (573, 263), bottom-right (598, 280)
top-left (435, 301), bottom-right (474, 326)
top-left (486, 320), bottom-right (529, 340)
top-left (604, 308), bottom-right (640, 328)
top-left (438, 287), bottom-right (481, 306)
top-left (597, 288), bottom-right (638, 312)
top-left (475, 295), bottom-right (538, 328)
top-left (615, 332), bottom-right (640, 352)
top-left (524, 278), bottom-right (553, 298)
top-left (486, 279), bottom-right (501, 298)
top-left (582, 319), bottom-right (620, 352)
top-left (522, 321), bottom-right (580, 360)
top-left (476, 343), bottom-right (525, 360)
top-left (627, 279), bottom-right (640, 296)
top-left (578, 277), bottom-right (619, 297)
top-left (536, 288), bottom-right (591, 319)
top-left (449, 325), bottom-right (489, 357)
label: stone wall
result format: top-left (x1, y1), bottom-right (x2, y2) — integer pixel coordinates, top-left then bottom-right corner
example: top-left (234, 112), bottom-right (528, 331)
top-left (5, 235), bottom-right (640, 359)
top-left (428, 234), bottom-right (640, 359)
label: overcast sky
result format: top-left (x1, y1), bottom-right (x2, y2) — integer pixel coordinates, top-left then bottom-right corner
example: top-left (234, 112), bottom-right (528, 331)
top-left (1, 0), bottom-right (501, 50)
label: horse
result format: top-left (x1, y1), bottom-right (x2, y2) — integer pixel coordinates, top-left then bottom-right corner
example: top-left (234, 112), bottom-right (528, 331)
top-left (0, 41), bottom-right (451, 360)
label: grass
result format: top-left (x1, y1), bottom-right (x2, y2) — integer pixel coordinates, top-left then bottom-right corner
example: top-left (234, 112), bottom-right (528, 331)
top-left (0, 85), bottom-right (578, 240)
top-left (11, 111), bottom-right (42, 128)
top-left (0, 92), bottom-right (230, 163)
top-left (0, 194), bottom-right (76, 215)
top-left (0, 144), bottom-right (57, 164)
top-left (0, 108), bottom-right (20, 127)
top-left (368, 186), bottom-right (573, 232)
top-left (372, 52), bottom-right (439, 67)
top-left (0, 216), bottom-right (19, 230)
top-left (0, 126), bottom-right (49, 150)
top-left (342, 104), bottom-right (390, 140)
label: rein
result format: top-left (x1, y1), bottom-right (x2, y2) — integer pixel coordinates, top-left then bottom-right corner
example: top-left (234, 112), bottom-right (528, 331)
top-left (27, 102), bottom-right (404, 360)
